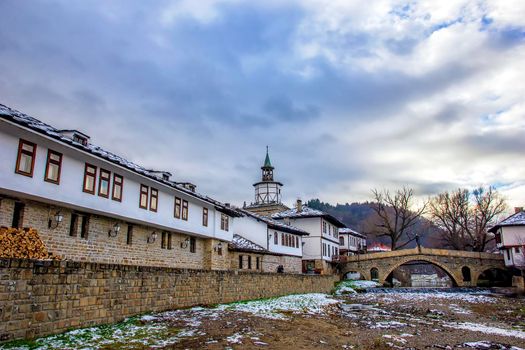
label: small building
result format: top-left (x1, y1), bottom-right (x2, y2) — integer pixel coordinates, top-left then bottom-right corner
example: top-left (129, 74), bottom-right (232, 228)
top-left (244, 148), bottom-right (289, 216)
top-left (272, 200), bottom-right (346, 274)
top-left (338, 227), bottom-right (366, 256)
top-left (233, 208), bottom-right (309, 273)
top-left (489, 207), bottom-right (525, 268)
top-left (367, 242), bottom-right (392, 253)
top-left (0, 103), bottom-right (240, 270)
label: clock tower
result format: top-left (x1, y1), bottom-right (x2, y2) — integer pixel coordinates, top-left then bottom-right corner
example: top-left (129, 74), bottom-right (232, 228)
top-left (245, 147), bottom-right (289, 216)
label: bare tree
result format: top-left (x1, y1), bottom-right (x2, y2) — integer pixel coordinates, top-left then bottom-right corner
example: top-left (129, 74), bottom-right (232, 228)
top-left (370, 187), bottom-right (428, 250)
top-left (429, 187), bottom-right (507, 252)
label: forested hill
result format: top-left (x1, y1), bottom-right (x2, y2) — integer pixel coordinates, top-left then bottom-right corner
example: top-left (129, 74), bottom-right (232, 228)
top-left (306, 199), bottom-right (375, 232)
top-left (306, 199), bottom-right (443, 248)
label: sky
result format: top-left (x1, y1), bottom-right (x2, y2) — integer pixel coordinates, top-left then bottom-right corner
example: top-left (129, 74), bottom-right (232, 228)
top-left (0, 0), bottom-right (524, 210)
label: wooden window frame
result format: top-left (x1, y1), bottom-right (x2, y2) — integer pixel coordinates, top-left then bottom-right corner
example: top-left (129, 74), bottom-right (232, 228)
top-left (83, 163), bottom-right (97, 194)
top-left (256, 257), bottom-right (260, 270)
top-left (274, 232), bottom-right (278, 245)
top-left (44, 149), bottom-right (62, 184)
top-left (248, 255), bottom-right (252, 269)
top-left (15, 139), bottom-right (37, 177)
top-left (126, 224), bottom-right (133, 245)
top-left (174, 197), bottom-right (181, 219)
top-left (239, 255), bottom-right (243, 269)
top-left (98, 169), bottom-right (111, 198)
top-left (202, 208), bottom-right (208, 227)
top-left (190, 237), bottom-right (196, 253)
top-left (221, 213), bottom-right (229, 231)
top-left (182, 200), bottom-right (188, 221)
top-left (168, 233), bottom-right (173, 250)
top-left (139, 184), bottom-right (149, 209)
top-left (161, 232), bottom-right (167, 249)
top-left (69, 213), bottom-right (79, 237)
top-left (112, 174), bottom-right (123, 202)
top-left (296, 236), bottom-right (299, 248)
top-left (150, 188), bottom-right (158, 212)
top-left (80, 215), bottom-right (90, 239)
top-left (12, 202), bottom-right (25, 229)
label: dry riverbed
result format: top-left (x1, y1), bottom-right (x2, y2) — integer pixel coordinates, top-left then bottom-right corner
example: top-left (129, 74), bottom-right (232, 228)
top-left (2, 286), bottom-right (525, 350)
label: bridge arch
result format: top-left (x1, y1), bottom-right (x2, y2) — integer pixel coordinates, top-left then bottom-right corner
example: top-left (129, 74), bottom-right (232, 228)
top-left (376, 257), bottom-right (461, 287)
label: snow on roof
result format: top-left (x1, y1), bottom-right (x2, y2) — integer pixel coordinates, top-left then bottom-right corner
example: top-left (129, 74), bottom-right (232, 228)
top-left (229, 234), bottom-right (267, 253)
top-left (339, 227), bottom-right (366, 239)
top-left (0, 103), bottom-right (238, 216)
top-left (236, 208), bottom-right (309, 236)
top-left (489, 210), bottom-right (525, 232)
top-left (271, 205), bottom-right (346, 228)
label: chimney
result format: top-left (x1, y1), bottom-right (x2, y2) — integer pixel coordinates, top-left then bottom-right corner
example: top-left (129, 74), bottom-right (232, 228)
top-left (515, 207), bottom-right (524, 214)
top-left (296, 199), bottom-right (303, 212)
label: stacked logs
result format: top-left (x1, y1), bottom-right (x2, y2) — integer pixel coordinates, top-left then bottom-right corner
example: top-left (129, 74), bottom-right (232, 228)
top-left (0, 227), bottom-right (61, 260)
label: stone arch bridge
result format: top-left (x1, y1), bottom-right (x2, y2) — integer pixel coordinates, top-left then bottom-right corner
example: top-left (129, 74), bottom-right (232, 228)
top-left (337, 247), bottom-right (506, 287)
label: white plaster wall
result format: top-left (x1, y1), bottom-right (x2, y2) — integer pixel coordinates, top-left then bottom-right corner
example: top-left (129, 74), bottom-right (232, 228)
top-left (268, 228), bottom-right (302, 257)
top-left (0, 120), bottom-right (233, 241)
top-left (501, 226), bottom-right (525, 247)
top-left (233, 215), bottom-right (268, 248)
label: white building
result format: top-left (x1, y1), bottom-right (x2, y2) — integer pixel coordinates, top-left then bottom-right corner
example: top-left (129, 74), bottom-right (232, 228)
top-left (338, 227), bottom-right (366, 256)
top-left (0, 103), bottom-right (240, 269)
top-left (489, 208), bottom-right (525, 268)
top-left (272, 200), bottom-right (346, 274)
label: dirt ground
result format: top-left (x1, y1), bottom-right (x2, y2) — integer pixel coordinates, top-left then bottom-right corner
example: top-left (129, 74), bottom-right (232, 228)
top-left (160, 292), bottom-right (525, 350)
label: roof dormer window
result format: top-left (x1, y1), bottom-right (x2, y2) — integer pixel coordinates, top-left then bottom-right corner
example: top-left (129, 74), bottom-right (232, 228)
top-left (58, 129), bottom-right (90, 146)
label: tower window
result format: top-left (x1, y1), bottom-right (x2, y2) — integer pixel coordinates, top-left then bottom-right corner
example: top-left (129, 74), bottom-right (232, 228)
top-left (15, 139), bottom-right (37, 177)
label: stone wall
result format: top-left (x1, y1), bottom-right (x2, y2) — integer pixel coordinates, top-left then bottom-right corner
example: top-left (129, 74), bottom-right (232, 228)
top-left (0, 198), bottom-right (229, 270)
top-left (0, 258), bottom-right (338, 343)
top-left (229, 251), bottom-right (302, 274)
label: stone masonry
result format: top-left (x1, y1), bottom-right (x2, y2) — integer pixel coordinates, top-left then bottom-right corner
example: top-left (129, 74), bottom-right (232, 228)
top-left (339, 247), bottom-right (506, 287)
top-left (0, 258), bottom-right (339, 343)
top-left (0, 198), bottom-right (229, 270)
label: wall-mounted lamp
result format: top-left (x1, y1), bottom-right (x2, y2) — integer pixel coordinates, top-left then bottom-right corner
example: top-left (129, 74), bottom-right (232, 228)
top-left (48, 211), bottom-right (64, 229)
top-left (147, 231), bottom-right (158, 244)
top-left (108, 222), bottom-right (121, 237)
top-left (180, 237), bottom-right (190, 249)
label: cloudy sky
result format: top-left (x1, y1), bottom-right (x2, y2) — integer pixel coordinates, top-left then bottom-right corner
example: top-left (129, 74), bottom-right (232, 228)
top-left (1, 0), bottom-right (524, 209)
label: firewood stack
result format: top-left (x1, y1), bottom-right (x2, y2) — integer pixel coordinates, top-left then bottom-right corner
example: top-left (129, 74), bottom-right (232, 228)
top-left (0, 227), bottom-right (61, 260)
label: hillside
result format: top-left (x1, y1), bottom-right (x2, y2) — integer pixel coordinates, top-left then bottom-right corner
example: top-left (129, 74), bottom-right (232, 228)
top-left (306, 199), bottom-right (444, 249)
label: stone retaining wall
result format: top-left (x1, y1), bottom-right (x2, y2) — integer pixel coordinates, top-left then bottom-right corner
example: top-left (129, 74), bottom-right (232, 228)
top-left (0, 259), bottom-right (338, 343)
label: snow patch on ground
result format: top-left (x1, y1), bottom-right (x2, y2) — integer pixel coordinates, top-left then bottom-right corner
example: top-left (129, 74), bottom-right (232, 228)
top-left (334, 280), bottom-right (380, 295)
top-left (356, 291), bottom-right (496, 304)
top-left (444, 322), bottom-right (525, 339)
top-left (218, 293), bottom-right (340, 319)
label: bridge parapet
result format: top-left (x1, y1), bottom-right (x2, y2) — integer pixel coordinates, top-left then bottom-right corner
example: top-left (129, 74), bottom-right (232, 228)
top-left (338, 247), bottom-right (503, 263)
